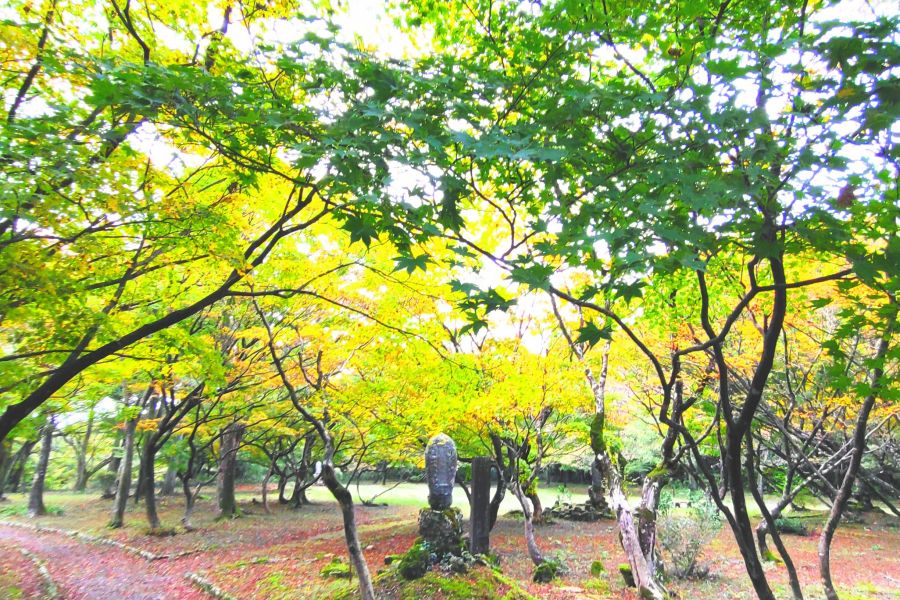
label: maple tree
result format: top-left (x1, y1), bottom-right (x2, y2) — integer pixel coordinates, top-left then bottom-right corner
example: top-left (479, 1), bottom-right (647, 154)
top-left (1, 1), bottom-right (897, 599)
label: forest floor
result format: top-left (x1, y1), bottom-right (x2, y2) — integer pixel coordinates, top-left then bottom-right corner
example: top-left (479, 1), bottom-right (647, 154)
top-left (0, 483), bottom-right (898, 599)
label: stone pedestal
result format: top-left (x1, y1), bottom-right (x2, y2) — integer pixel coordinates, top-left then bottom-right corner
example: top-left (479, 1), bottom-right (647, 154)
top-left (418, 507), bottom-right (464, 557)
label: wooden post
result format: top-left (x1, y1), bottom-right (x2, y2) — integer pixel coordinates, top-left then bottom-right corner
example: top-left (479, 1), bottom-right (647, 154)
top-left (470, 456), bottom-right (491, 555)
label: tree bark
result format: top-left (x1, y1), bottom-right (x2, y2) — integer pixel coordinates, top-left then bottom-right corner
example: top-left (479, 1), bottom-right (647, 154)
top-left (109, 418), bottom-right (137, 528)
top-left (140, 436), bottom-right (160, 530)
top-left (4, 440), bottom-right (36, 494)
top-left (261, 464), bottom-right (274, 514)
top-left (160, 460), bottom-right (178, 496)
top-left (72, 410), bottom-right (94, 492)
top-left (322, 463), bottom-right (375, 600)
top-left (28, 418), bottom-right (54, 518)
top-left (0, 439), bottom-right (10, 500)
top-left (607, 463), bottom-right (666, 600)
top-left (216, 422), bottom-right (245, 519)
top-left (511, 482), bottom-right (545, 566)
top-left (526, 490), bottom-right (543, 524)
top-left (819, 303), bottom-right (895, 600)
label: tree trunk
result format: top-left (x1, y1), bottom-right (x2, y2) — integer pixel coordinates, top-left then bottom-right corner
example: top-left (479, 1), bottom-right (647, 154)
top-left (140, 438), bottom-right (160, 530)
top-left (277, 473), bottom-right (289, 504)
top-left (0, 439), bottom-right (10, 500)
top-left (4, 440), bottom-right (36, 494)
top-left (216, 422), bottom-right (245, 519)
top-left (181, 476), bottom-right (198, 530)
top-left (102, 433), bottom-right (124, 498)
top-left (725, 445), bottom-right (775, 600)
top-left (488, 476), bottom-right (505, 530)
top-left (607, 461), bottom-right (666, 599)
top-left (28, 419), bottom-right (54, 518)
top-left (511, 483), bottom-right (544, 566)
top-left (526, 490), bottom-right (543, 524)
top-left (72, 411), bottom-right (94, 492)
top-left (160, 460), bottom-right (178, 496)
top-left (819, 304), bottom-right (895, 600)
top-left (109, 418), bottom-right (137, 528)
top-left (261, 465), bottom-right (274, 514)
top-left (322, 464), bottom-right (375, 600)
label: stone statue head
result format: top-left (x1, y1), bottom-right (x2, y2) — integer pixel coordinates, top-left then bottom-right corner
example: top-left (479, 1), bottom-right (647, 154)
top-left (425, 433), bottom-right (457, 510)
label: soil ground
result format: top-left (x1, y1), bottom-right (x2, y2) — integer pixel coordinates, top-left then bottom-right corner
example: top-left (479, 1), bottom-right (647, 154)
top-left (0, 483), bottom-right (897, 599)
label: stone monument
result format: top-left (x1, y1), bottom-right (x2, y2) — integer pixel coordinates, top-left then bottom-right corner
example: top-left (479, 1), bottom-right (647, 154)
top-left (418, 433), bottom-right (463, 557)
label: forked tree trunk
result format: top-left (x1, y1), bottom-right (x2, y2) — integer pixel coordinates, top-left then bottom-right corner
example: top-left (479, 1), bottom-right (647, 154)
top-left (28, 419), bottom-right (54, 518)
top-left (606, 461), bottom-right (666, 600)
top-left (4, 440), bottom-right (37, 494)
top-left (109, 418), bottom-right (137, 528)
top-left (216, 422), bottom-right (245, 519)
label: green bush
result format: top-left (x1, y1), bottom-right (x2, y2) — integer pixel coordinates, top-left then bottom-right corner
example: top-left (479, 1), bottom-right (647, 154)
top-left (774, 517), bottom-right (809, 536)
top-left (657, 492), bottom-right (722, 579)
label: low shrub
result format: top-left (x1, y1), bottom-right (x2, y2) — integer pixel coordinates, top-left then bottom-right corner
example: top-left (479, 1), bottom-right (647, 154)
top-left (657, 491), bottom-right (722, 579)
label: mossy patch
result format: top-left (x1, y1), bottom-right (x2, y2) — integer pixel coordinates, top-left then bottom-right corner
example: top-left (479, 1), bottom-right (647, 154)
top-left (320, 556), bottom-right (352, 579)
top-left (398, 539), bottom-right (431, 580)
top-left (339, 566), bottom-right (536, 600)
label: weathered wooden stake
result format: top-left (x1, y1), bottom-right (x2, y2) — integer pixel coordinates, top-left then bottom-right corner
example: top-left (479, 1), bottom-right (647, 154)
top-left (470, 456), bottom-right (491, 555)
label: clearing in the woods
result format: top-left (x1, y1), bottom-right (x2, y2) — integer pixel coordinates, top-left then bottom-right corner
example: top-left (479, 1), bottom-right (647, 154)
top-left (1, 484), bottom-right (897, 599)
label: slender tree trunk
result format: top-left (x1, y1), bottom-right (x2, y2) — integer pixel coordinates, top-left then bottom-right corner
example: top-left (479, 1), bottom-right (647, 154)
top-left (322, 464), bottom-right (375, 600)
top-left (261, 464), bottom-right (274, 514)
top-left (109, 418), bottom-right (137, 528)
top-left (28, 418), bottom-right (54, 518)
top-left (819, 304), bottom-right (895, 600)
top-left (72, 411), bottom-right (94, 492)
top-left (181, 478), bottom-right (197, 530)
top-left (277, 474), bottom-right (289, 504)
top-left (511, 483), bottom-right (544, 566)
top-left (216, 422), bottom-right (245, 519)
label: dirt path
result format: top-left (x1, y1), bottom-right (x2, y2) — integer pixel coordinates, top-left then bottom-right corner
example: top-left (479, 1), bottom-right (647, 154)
top-left (0, 524), bottom-right (208, 600)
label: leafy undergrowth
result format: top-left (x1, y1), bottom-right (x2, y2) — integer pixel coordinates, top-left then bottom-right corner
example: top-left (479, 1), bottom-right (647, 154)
top-left (1, 489), bottom-right (898, 599)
